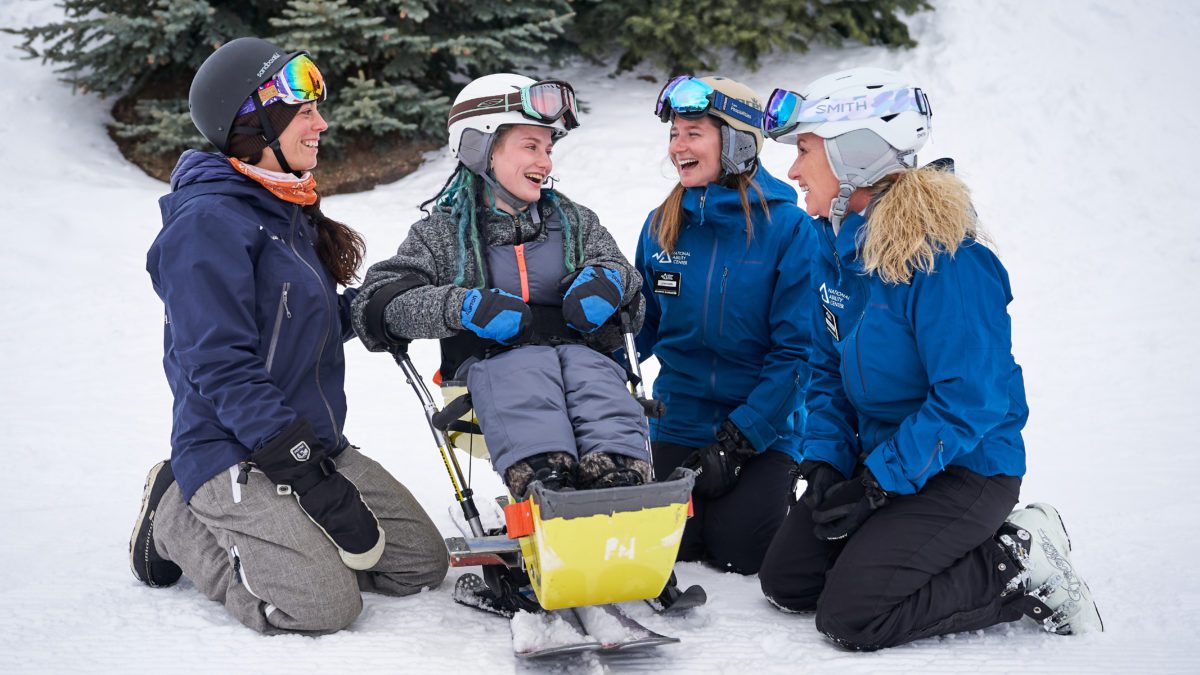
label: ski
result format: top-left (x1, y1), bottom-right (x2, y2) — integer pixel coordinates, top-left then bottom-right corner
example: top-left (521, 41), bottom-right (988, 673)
top-left (573, 603), bottom-right (680, 652)
top-left (511, 609), bottom-right (602, 659)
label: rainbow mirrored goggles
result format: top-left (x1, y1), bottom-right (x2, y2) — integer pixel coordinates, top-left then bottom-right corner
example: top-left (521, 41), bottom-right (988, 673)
top-left (761, 86), bottom-right (931, 139)
top-left (236, 53), bottom-right (327, 117)
top-left (654, 75), bottom-right (764, 128)
top-left (448, 79), bottom-right (579, 130)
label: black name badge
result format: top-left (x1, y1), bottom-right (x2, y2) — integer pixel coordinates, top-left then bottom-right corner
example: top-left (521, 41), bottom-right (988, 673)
top-left (653, 270), bottom-right (681, 296)
top-left (822, 303), bottom-right (841, 341)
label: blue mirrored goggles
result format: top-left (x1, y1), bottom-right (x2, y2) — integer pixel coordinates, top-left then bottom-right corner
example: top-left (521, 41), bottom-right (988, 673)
top-left (762, 86), bottom-right (931, 139)
top-left (654, 76), bottom-right (764, 129)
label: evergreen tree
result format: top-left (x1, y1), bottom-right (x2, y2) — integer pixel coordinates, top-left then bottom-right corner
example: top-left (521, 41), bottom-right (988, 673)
top-left (570, 0), bottom-right (931, 74)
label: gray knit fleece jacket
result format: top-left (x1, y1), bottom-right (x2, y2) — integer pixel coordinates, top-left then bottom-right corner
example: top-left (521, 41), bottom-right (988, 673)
top-left (351, 192), bottom-right (644, 354)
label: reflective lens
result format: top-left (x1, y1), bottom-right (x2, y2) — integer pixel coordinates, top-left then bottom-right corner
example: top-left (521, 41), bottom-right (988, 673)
top-left (763, 88), bottom-right (803, 138)
top-left (276, 54), bottom-right (325, 103)
top-left (523, 80), bottom-right (579, 130)
top-left (667, 78), bottom-right (715, 114)
top-left (654, 75), bottom-right (690, 119)
top-left (237, 54), bottom-right (327, 117)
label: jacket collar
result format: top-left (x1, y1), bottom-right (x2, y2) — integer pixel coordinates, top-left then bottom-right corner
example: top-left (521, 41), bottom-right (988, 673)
top-left (679, 166), bottom-right (797, 229)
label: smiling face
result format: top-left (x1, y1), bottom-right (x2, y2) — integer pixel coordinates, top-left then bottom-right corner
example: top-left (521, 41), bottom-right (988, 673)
top-left (787, 133), bottom-right (841, 218)
top-left (489, 125), bottom-right (554, 212)
top-left (255, 102), bottom-right (327, 173)
top-left (669, 116), bottom-right (722, 187)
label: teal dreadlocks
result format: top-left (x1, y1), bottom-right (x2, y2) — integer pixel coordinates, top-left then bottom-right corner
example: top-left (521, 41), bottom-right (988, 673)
top-left (422, 163), bottom-right (586, 287)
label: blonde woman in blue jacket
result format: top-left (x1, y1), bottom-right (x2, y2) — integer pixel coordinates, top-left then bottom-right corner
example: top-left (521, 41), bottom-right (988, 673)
top-left (757, 67), bottom-right (1101, 649)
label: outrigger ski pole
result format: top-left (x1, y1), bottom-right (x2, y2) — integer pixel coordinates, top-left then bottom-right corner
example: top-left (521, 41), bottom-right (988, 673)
top-left (389, 341), bottom-right (484, 538)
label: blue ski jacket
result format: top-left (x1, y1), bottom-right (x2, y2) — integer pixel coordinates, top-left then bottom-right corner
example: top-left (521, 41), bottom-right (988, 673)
top-left (148, 150), bottom-right (357, 502)
top-left (804, 211), bottom-right (1028, 495)
top-left (635, 167), bottom-right (816, 460)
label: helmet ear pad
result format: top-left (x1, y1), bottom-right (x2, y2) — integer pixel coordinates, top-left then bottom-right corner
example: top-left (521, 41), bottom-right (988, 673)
top-left (458, 127), bottom-right (496, 175)
top-left (719, 125), bottom-right (758, 176)
top-left (824, 128), bottom-right (917, 189)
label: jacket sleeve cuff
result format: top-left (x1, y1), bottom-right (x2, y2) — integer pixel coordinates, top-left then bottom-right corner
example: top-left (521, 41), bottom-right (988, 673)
top-left (443, 286), bottom-right (469, 330)
top-left (864, 441), bottom-right (920, 495)
top-left (729, 406), bottom-right (777, 453)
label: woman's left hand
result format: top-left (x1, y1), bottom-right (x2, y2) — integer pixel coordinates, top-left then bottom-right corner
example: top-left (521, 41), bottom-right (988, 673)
top-left (810, 468), bottom-right (890, 540)
top-left (562, 266), bottom-right (623, 332)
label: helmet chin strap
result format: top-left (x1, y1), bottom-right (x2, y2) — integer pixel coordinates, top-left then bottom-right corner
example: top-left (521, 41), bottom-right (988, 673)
top-left (480, 171), bottom-right (535, 214)
top-left (250, 93), bottom-right (299, 177)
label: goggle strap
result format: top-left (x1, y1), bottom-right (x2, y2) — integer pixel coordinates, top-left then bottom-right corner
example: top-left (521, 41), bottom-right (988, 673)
top-left (709, 91), bottom-right (764, 128)
top-left (448, 91), bottom-right (525, 126)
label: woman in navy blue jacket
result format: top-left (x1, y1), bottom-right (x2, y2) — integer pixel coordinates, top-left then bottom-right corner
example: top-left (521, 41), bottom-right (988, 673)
top-left (129, 39), bottom-right (447, 634)
top-left (635, 76), bottom-right (817, 579)
top-left (757, 67), bottom-right (1101, 649)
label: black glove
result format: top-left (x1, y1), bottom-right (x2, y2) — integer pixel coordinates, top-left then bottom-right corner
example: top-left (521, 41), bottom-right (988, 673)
top-left (810, 467), bottom-right (890, 541)
top-left (248, 419), bottom-right (385, 570)
top-left (681, 420), bottom-right (757, 500)
top-left (796, 460), bottom-right (846, 511)
top-left (561, 266), bottom-right (623, 333)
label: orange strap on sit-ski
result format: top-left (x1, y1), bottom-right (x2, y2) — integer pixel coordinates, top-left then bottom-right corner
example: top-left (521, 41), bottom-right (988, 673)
top-left (504, 500), bottom-right (534, 539)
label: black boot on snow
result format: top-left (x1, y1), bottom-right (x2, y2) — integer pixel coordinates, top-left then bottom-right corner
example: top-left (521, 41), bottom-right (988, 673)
top-left (576, 452), bottom-right (652, 490)
top-left (646, 571), bottom-right (708, 614)
top-left (129, 459), bottom-right (182, 588)
top-left (504, 452), bottom-right (576, 499)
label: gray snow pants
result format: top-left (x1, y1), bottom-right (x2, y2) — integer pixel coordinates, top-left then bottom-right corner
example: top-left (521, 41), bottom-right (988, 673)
top-left (153, 446), bottom-right (449, 635)
top-left (465, 344), bottom-right (650, 475)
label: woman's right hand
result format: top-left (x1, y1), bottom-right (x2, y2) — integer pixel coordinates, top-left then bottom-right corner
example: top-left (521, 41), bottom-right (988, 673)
top-left (460, 288), bottom-right (532, 345)
top-left (797, 460), bottom-right (845, 511)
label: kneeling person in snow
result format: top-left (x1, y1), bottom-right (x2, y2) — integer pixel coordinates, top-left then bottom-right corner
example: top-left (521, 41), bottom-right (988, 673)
top-left (756, 67), bottom-right (1102, 648)
top-left (353, 74), bottom-right (651, 499)
top-left (130, 38), bottom-right (448, 635)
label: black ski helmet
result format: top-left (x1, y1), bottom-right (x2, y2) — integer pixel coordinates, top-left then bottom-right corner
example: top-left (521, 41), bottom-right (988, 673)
top-left (189, 37), bottom-right (303, 154)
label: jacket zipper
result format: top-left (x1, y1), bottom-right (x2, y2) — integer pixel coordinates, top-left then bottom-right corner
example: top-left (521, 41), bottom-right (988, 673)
top-left (916, 440), bottom-right (946, 480)
top-left (288, 206), bottom-right (339, 438)
top-left (265, 282), bottom-right (291, 374)
top-left (717, 266), bottom-right (729, 336)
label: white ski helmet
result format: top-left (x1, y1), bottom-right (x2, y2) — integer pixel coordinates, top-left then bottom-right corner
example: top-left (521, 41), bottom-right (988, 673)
top-left (447, 73), bottom-right (574, 176)
top-left (767, 67), bottom-right (932, 225)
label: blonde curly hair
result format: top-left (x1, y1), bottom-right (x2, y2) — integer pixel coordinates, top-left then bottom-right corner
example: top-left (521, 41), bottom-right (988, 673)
top-left (859, 166), bottom-right (984, 284)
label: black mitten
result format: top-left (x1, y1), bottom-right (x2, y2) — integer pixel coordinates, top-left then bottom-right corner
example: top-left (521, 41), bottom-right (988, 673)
top-left (681, 420), bottom-right (757, 499)
top-left (249, 419), bottom-right (385, 570)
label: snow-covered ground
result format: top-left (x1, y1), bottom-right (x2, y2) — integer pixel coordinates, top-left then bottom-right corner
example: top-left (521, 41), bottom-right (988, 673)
top-left (3, 0), bottom-right (1198, 671)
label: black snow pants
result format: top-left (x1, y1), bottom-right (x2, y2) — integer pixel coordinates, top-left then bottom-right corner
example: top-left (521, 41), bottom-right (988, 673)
top-left (758, 465), bottom-right (1026, 650)
top-left (653, 441), bottom-right (796, 575)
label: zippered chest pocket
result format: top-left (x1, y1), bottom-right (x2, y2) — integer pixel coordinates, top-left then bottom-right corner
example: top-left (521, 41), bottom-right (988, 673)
top-left (265, 282), bottom-right (292, 373)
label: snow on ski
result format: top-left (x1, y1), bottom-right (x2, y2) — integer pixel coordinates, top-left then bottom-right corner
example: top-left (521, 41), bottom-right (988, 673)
top-left (510, 609), bottom-right (602, 659)
top-left (573, 604), bottom-right (680, 651)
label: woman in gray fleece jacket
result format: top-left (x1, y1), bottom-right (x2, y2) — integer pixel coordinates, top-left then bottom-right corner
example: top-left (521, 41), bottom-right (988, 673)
top-left (352, 73), bottom-right (649, 498)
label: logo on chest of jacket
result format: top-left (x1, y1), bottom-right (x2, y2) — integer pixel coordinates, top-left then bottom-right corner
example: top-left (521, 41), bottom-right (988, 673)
top-left (290, 441), bottom-right (311, 462)
top-left (652, 249), bottom-right (691, 266)
top-left (819, 282), bottom-right (850, 310)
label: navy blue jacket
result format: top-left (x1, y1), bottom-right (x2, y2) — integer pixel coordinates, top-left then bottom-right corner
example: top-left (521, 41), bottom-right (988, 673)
top-left (148, 150), bottom-right (356, 501)
top-left (635, 167), bottom-right (816, 460)
top-left (805, 211), bottom-right (1028, 495)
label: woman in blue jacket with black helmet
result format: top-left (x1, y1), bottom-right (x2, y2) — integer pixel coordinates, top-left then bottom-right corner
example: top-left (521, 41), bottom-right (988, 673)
top-left (635, 75), bottom-right (816, 578)
top-left (129, 38), bottom-right (447, 635)
top-left (757, 67), bottom-right (1101, 649)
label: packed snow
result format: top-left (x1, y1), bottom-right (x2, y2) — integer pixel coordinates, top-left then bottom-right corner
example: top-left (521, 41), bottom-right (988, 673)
top-left (2, 0), bottom-right (1199, 672)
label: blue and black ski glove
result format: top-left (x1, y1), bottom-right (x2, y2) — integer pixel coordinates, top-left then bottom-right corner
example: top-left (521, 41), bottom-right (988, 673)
top-left (461, 288), bottom-right (532, 345)
top-left (561, 266), bottom-right (623, 333)
top-left (810, 467), bottom-right (890, 541)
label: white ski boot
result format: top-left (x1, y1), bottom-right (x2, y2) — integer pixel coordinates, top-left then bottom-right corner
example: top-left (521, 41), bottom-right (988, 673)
top-left (997, 502), bottom-right (1103, 635)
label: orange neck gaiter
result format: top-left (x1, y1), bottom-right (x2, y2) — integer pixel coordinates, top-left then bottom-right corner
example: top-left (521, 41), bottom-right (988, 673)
top-left (228, 157), bottom-right (319, 206)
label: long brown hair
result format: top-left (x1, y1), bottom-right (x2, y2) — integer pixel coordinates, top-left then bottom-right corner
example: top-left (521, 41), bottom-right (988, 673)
top-left (860, 166), bottom-right (981, 285)
top-left (650, 170), bottom-right (770, 253)
top-left (305, 199), bottom-right (366, 286)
